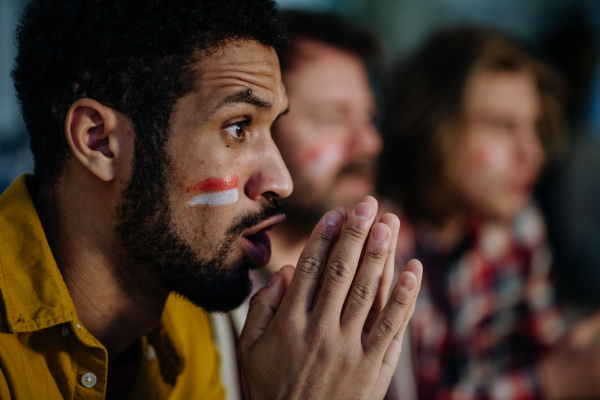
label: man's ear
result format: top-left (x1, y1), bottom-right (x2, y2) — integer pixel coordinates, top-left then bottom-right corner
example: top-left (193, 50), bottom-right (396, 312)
top-left (64, 98), bottom-right (132, 182)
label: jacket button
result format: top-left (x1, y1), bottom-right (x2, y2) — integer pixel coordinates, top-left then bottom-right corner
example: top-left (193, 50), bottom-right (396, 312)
top-left (81, 372), bottom-right (97, 388)
top-left (61, 325), bottom-right (70, 338)
top-left (145, 344), bottom-right (156, 361)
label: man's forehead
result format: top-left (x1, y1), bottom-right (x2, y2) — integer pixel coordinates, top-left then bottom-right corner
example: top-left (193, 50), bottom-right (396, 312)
top-left (199, 39), bottom-right (283, 90)
top-left (283, 42), bottom-right (375, 113)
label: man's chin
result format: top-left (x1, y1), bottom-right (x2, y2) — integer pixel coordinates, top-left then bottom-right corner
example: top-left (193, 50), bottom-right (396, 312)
top-left (173, 259), bottom-right (256, 313)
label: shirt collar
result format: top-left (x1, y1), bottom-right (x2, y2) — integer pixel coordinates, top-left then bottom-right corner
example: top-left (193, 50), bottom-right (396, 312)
top-left (0, 174), bottom-right (185, 377)
top-left (0, 174), bottom-right (78, 332)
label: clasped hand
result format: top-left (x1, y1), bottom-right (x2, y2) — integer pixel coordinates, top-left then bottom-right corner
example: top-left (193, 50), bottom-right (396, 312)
top-left (238, 196), bottom-right (423, 399)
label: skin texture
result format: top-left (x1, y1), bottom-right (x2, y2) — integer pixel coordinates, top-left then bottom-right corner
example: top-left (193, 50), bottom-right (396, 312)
top-left (166, 39), bottom-right (292, 269)
top-left (268, 39), bottom-right (383, 270)
top-left (41, 39), bottom-right (292, 360)
top-left (36, 38), bottom-right (423, 398)
top-left (239, 197), bottom-right (423, 399)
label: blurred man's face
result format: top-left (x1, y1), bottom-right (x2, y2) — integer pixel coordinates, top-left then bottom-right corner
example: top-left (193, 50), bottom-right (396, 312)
top-left (117, 39), bottom-right (292, 312)
top-left (450, 70), bottom-right (544, 220)
top-left (273, 39), bottom-right (382, 227)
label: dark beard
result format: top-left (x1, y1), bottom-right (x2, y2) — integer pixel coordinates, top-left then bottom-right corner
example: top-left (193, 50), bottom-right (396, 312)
top-left (115, 141), bottom-right (284, 313)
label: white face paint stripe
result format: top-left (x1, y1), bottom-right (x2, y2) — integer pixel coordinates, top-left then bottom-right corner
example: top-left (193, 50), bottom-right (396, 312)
top-left (186, 188), bottom-right (238, 207)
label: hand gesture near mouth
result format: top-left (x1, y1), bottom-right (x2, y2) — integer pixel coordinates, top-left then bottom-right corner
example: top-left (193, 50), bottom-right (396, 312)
top-left (238, 196), bottom-right (423, 399)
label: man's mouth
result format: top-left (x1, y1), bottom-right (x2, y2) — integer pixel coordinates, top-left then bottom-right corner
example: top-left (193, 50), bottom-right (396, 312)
top-left (240, 214), bottom-right (286, 266)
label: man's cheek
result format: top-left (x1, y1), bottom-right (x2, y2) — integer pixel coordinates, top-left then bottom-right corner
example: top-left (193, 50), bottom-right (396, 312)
top-left (469, 144), bottom-right (511, 178)
top-left (181, 207), bottom-right (235, 246)
top-left (299, 140), bottom-right (344, 179)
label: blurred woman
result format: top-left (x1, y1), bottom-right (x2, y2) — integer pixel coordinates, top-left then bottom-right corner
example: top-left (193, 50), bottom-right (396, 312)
top-left (381, 28), bottom-right (600, 400)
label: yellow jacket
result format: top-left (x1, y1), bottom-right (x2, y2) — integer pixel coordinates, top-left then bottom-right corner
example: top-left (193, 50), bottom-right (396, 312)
top-left (0, 175), bottom-right (224, 400)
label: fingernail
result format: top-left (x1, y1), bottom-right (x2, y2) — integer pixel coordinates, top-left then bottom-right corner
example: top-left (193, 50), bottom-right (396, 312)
top-left (372, 225), bottom-right (388, 242)
top-left (354, 203), bottom-right (373, 220)
top-left (400, 273), bottom-right (416, 291)
top-left (325, 210), bottom-right (342, 226)
top-left (267, 272), bottom-right (279, 288)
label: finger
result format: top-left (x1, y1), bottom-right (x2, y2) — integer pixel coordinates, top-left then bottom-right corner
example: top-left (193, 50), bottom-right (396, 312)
top-left (364, 263), bottom-right (420, 361)
top-left (371, 334), bottom-right (404, 400)
top-left (333, 205), bottom-right (349, 221)
top-left (370, 261), bottom-right (423, 400)
top-left (311, 207), bottom-right (347, 305)
top-left (238, 272), bottom-right (285, 353)
top-left (341, 222), bottom-right (391, 331)
top-left (279, 209), bottom-right (345, 314)
top-left (393, 260), bottom-right (423, 343)
top-left (278, 264), bottom-right (295, 291)
top-left (312, 196), bottom-right (379, 321)
top-left (364, 213), bottom-right (400, 333)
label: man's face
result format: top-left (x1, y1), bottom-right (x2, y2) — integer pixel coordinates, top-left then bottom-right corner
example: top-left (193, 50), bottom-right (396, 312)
top-left (273, 39), bottom-right (382, 226)
top-left (451, 70), bottom-right (544, 220)
top-left (117, 39), bottom-right (292, 312)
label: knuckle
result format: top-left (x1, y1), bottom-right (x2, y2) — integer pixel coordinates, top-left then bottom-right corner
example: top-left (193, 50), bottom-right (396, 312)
top-left (297, 255), bottom-right (323, 276)
top-left (351, 282), bottom-right (376, 304)
top-left (365, 248), bottom-right (386, 264)
top-left (378, 315), bottom-right (400, 337)
top-left (327, 259), bottom-right (354, 283)
top-left (390, 293), bottom-right (412, 310)
top-left (344, 224), bottom-right (367, 242)
top-left (317, 227), bottom-right (335, 243)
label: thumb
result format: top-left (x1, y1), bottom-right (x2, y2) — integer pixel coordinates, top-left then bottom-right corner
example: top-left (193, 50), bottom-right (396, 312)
top-left (277, 264), bottom-right (296, 292)
top-left (238, 272), bottom-right (285, 353)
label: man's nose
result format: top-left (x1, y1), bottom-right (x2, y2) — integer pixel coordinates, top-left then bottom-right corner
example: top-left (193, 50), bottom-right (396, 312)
top-left (245, 136), bottom-right (293, 201)
top-left (517, 125), bottom-right (544, 168)
top-left (348, 121), bottom-right (383, 160)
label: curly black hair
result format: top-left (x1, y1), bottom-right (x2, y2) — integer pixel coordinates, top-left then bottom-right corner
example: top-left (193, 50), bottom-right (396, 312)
top-left (12, 0), bottom-right (288, 188)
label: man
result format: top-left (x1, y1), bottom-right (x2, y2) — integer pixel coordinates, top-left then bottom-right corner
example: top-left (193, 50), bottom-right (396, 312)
top-left (267, 10), bottom-right (385, 271)
top-left (210, 13), bottom-right (397, 398)
top-left (1, 0), bottom-right (422, 399)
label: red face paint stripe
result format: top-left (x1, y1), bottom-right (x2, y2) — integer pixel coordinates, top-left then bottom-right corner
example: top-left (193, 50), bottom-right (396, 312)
top-left (187, 175), bottom-right (239, 193)
top-left (299, 145), bottom-right (326, 169)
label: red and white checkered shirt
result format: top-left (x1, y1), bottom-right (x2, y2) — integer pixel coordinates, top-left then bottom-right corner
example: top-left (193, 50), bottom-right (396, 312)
top-left (407, 204), bottom-right (565, 400)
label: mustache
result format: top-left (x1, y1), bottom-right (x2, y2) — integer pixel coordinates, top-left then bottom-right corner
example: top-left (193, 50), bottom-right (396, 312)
top-left (336, 161), bottom-right (377, 180)
top-left (227, 199), bottom-right (286, 238)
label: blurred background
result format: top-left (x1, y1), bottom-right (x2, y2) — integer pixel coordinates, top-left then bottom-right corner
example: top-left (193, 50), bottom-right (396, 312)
top-left (2, 0), bottom-right (600, 310)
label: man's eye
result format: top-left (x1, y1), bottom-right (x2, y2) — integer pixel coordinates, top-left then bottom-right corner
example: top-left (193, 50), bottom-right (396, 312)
top-left (224, 119), bottom-right (250, 140)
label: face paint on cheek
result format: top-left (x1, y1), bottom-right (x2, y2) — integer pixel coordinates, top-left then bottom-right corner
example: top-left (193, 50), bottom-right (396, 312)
top-left (471, 145), bottom-right (511, 177)
top-left (299, 140), bottom-right (344, 178)
top-left (186, 175), bottom-right (239, 207)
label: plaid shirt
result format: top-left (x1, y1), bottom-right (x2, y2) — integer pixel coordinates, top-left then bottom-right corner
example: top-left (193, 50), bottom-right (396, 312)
top-left (408, 204), bottom-right (565, 400)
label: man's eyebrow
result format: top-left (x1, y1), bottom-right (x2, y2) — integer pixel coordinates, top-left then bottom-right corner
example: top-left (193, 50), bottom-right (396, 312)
top-left (212, 90), bottom-right (272, 114)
